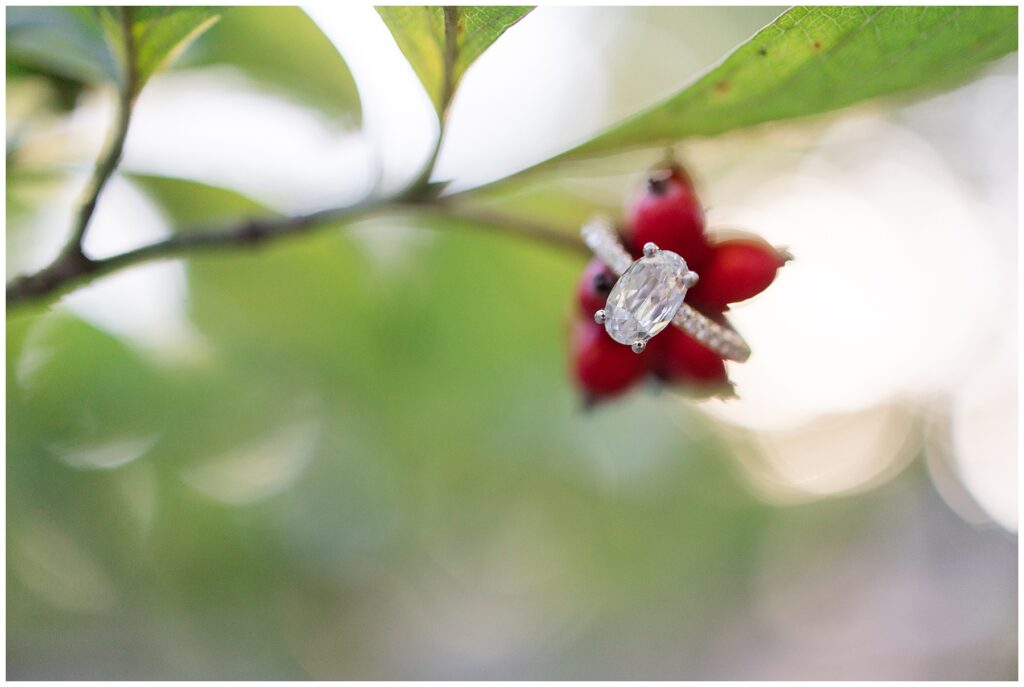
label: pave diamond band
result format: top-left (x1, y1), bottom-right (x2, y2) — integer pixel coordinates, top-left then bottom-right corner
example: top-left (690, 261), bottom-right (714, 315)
top-left (670, 298), bottom-right (751, 363)
top-left (581, 218), bottom-right (634, 275)
top-left (582, 217), bottom-right (751, 363)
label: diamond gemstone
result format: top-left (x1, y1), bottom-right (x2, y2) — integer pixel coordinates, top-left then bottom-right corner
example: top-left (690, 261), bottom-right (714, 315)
top-left (603, 250), bottom-right (690, 346)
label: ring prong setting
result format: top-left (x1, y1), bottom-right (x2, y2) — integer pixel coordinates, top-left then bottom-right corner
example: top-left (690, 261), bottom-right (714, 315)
top-left (580, 215), bottom-right (751, 362)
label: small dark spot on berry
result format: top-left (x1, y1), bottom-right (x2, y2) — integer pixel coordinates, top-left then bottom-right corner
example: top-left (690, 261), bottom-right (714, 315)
top-left (715, 81), bottom-right (730, 93)
top-left (812, 40), bottom-right (822, 51)
top-left (757, 47), bottom-right (768, 56)
top-left (594, 272), bottom-right (614, 294)
top-left (647, 175), bottom-right (670, 195)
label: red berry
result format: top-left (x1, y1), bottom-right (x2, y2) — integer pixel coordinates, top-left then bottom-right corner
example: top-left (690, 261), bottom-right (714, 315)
top-left (576, 258), bottom-right (617, 317)
top-left (687, 236), bottom-right (789, 311)
top-left (627, 166), bottom-right (712, 268)
top-left (649, 324), bottom-right (729, 388)
top-left (571, 318), bottom-right (649, 399)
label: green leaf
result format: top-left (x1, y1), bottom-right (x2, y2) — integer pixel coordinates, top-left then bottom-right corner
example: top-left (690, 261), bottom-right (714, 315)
top-left (377, 6), bottom-right (532, 116)
top-left (186, 7), bottom-right (361, 125)
top-left (124, 7), bottom-right (223, 88)
top-left (6, 7), bottom-right (222, 94)
top-left (6, 7), bottom-right (119, 84)
top-left (562, 6), bottom-right (1018, 160)
top-left (127, 173), bottom-right (275, 229)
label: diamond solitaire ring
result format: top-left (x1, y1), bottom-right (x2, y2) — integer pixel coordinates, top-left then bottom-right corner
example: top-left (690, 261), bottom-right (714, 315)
top-left (581, 217), bottom-right (751, 362)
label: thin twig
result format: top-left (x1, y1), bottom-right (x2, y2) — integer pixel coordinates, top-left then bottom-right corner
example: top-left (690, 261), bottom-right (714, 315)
top-left (406, 6), bottom-right (461, 196)
top-left (5, 6), bottom-right (589, 308)
top-left (65, 7), bottom-right (137, 256)
top-left (6, 199), bottom-right (584, 306)
top-left (6, 199), bottom-right (380, 305)
top-left (11, 8), bottom-right (142, 308)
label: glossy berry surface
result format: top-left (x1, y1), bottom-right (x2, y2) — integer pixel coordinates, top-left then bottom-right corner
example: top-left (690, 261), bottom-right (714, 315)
top-left (576, 258), bottom-right (617, 317)
top-left (686, 236), bottom-right (789, 311)
top-left (626, 167), bottom-right (711, 268)
top-left (648, 323), bottom-right (728, 387)
top-left (571, 318), bottom-right (649, 399)
top-left (568, 160), bottom-right (788, 403)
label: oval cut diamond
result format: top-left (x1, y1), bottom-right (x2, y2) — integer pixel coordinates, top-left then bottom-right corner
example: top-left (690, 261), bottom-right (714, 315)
top-left (603, 250), bottom-right (690, 346)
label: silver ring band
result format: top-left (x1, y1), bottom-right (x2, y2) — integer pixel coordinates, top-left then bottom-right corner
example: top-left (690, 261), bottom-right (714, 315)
top-left (582, 217), bottom-right (751, 362)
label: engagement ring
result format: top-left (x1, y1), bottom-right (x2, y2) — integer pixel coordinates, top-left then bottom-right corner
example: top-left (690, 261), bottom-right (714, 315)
top-left (582, 217), bottom-right (751, 362)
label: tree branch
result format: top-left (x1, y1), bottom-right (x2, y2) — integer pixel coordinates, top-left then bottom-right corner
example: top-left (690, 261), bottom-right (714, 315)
top-left (10, 9), bottom-right (142, 309)
top-left (6, 198), bottom-right (585, 306)
top-left (5, 7), bottom-right (589, 308)
top-left (65, 7), bottom-right (138, 258)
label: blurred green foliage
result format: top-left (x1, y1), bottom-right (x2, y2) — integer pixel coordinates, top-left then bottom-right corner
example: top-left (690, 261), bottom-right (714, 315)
top-left (7, 175), bottom-right (779, 677)
top-left (187, 6), bottom-right (362, 125)
top-left (6, 5), bottom-right (1018, 679)
top-left (7, 7), bottom-right (120, 85)
top-left (6, 6), bottom-right (361, 122)
top-left (6, 7), bottom-right (223, 92)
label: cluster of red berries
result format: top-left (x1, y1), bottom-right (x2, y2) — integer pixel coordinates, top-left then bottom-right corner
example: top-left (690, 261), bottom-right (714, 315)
top-left (570, 163), bottom-right (790, 404)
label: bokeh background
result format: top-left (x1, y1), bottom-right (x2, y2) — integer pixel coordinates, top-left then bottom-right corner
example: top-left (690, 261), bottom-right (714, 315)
top-left (6, 5), bottom-right (1018, 679)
